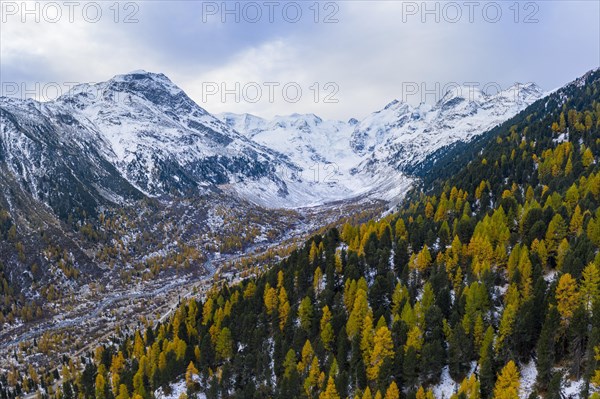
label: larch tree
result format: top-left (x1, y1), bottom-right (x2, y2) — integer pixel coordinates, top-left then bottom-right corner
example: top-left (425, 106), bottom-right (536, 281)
top-left (319, 376), bottom-right (341, 399)
top-left (425, 202), bottom-right (434, 219)
top-left (297, 340), bottom-right (315, 375)
top-left (452, 374), bottom-right (480, 399)
top-left (215, 327), bottom-right (233, 361)
top-left (391, 282), bottom-right (409, 315)
top-left (95, 373), bottom-right (107, 399)
top-left (109, 352), bottom-right (125, 391)
top-left (283, 349), bottom-right (297, 379)
top-left (116, 384), bottom-right (130, 399)
top-left (360, 313), bottom-right (375, 366)
top-left (202, 297), bottom-right (214, 325)
top-left (314, 266), bottom-right (324, 295)
top-left (383, 381), bottom-right (400, 399)
top-left (320, 305), bottom-right (335, 351)
top-left (367, 325), bottom-right (394, 381)
top-left (556, 273), bottom-right (580, 325)
top-left (581, 263), bottom-right (600, 313)
top-left (493, 360), bottom-right (520, 399)
top-left (592, 346), bottom-right (600, 392)
top-left (570, 205), bottom-right (584, 236)
top-left (303, 356), bottom-right (322, 398)
top-left (278, 286), bottom-right (291, 331)
top-left (264, 283), bottom-right (278, 316)
top-left (395, 219), bottom-right (407, 240)
top-left (413, 245), bottom-right (432, 272)
top-left (347, 288), bottom-right (370, 339)
top-left (309, 241), bottom-right (320, 264)
top-left (415, 386), bottom-right (434, 399)
top-left (496, 296), bottom-right (518, 354)
top-left (583, 147), bottom-right (595, 168)
top-left (132, 366), bottom-right (147, 399)
top-left (185, 361), bottom-right (199, 390)
top-left (545, 214), bottom-right (567, 257)
top-left (587, 212), bottom-right (600, 247)
top-left (404, 325), bottom-right (423, 353)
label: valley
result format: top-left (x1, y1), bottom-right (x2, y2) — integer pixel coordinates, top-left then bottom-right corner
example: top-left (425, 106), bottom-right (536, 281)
top-left (0, 184), bottom-right (387, 378)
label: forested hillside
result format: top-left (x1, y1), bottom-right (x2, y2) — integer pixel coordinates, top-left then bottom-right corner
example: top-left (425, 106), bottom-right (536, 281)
top-left (3, 69), bottom-right (600, 399)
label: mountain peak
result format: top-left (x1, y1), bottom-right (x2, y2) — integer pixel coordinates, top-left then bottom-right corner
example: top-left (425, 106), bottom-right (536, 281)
top-left (112, 70), bottom-right (171, 83)
top-left (126, 69), bottom-right (152, 75)
top-left (495, 82), bottom-right (545, 104)
top-left (383, 99), bottom-right (402, 110)
top-left (438, 85), bottom-right (485, 107)
top-left (107, 70), bottom-right (181, 94)
top-left (58, 70), bottom-right (189, 112)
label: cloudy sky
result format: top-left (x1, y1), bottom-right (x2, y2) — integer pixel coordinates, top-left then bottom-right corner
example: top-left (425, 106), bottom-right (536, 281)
top-left (1, 1), bottom-right (599, 120)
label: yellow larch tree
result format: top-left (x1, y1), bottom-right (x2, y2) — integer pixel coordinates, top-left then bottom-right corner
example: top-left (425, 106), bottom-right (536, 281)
top-left (556, 273), bottom-right (580, 325)
top-left (320, 305), bottom-right (335, 351)
top-left (493, 360), bottom-right (520, 399)
top-left (581, 263), bottom-right (600, 313)
top-left (451, 374), bottom-right (481, 399)
top-left (319, 376), bottom-right (341, 399)
top-left (384, 381), bottom-right (400, 399)
top-left (367, 325), bottom-right (394, 381)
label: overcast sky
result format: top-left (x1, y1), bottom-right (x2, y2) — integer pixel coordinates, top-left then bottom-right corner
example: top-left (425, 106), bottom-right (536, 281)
top-left (1, 1), bottom-right (599, 120)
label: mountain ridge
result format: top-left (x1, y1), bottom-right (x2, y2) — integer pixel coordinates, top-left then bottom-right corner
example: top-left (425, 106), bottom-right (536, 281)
top-left (218, 81), bottom-right (544, 202)
top-left (1, 70), bottom-right (545, 212)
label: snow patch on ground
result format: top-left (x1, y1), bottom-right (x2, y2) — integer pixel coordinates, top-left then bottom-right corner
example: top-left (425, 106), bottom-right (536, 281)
top-left (561, 377), bottom-right (584, 398)
top-left (432, 366), bottom-right (458, 399)
top-left (155, 377), bottom-right (206, 399)
top-left (519, 359), bottom-right (537, 398)
top-left (544, 269), bottom-right (558, 283)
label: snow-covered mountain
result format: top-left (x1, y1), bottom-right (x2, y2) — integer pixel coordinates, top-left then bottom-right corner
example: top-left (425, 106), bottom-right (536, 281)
top-left (1, 71), bottom-right (309, 214)
top-left (218, 113), bottom-right (355, 169)
top-left (0, 95), bottom-right (144, 221)
top-left (218, 82), bottom-right (544, 204)
top-left (217, 111), bottom-right (406, 206)
top-left (54, 71), bottom-right (299, 197)
top-left (351, 83), bottom-right (544, 174)
top-left (1, 71), bottom-right (544, 214)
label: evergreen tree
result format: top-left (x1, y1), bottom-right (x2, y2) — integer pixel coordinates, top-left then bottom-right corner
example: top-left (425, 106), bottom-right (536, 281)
top-left (536, 307), bottom-right (559, 391)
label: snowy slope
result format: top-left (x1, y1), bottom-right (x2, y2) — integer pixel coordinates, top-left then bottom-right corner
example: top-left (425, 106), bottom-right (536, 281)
top-left (218, 112), bottom-right (415, 206)
top-left (218, 112), bottom-right (356, 169)
top-left (351, 83), bottom-right (544, 174)
top-left (0, 96), bottom-right (143, 219)
top-left (56, 71), bottom-right (293, 197)
top-left (219, 83), bottom-right (544, 206)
